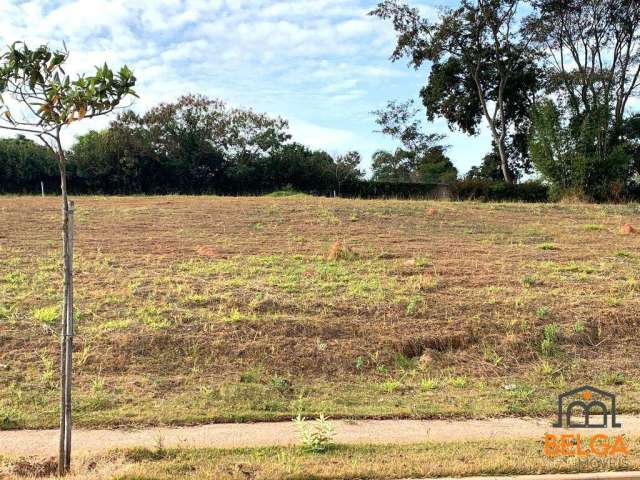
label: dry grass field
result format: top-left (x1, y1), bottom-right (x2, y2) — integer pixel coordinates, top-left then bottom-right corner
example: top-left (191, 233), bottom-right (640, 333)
top-left (3, 438), bottom-right (640, 479)
top-left (1, 195), bottom-right (640, 429)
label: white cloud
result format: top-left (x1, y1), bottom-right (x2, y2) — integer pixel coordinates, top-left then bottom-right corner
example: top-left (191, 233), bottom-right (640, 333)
top-left (0, 0), bottom-right (491, 175)
top-left (287, 118), bottom-right (356, 152)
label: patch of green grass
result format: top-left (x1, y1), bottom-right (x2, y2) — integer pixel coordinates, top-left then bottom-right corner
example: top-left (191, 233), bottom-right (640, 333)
top-left (394, 353), bottom-right (417, 371)
top-left (270, 376), bottom-right (291, 394)
top-left (99, 319), bottom-right (132, 331)
top-left (98, 436), bottom-right (640, 479)
top-left (420, 378), bottom-right (439, 391)
top-left (265, 189), bottom-right (309, 197)
top-left (32, 305), bottom-right (59, 326)
top-left (2, 271), bottom-right (27, 286)
top-left (240, 368), bottom-right (262, 384)
top-left (448, 376), bottom-right (468, 389)
top-left (540, 323), bottom-right (559, 357)
top-left (380, 379), bottom-right (403, 394)
top-left (538, 243), bottom-right (559, 251)
top-left (536, 306), bottom-right (550, 319)
top-left (583, 224), bottom-right (607, 231)
top-left (600, 372), bottom-right (625, 386)
top-left (137, 305), bottom-right (170, 329)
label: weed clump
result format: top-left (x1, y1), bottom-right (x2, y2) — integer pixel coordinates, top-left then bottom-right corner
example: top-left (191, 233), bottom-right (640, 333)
top-left (32, 305), bottom-right (58, 326)
top-left (294, 414), bottom-right (335, 453)
top-left (540, 323), bottom-right (559, 357)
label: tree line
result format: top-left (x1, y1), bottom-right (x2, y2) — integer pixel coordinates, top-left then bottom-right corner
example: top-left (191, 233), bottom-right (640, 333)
top-left (0, 95), bottom-right (355, 195)
top-left (372, 0), bottom-right (640, 201)
top-left (0, 93), bottom-right (464, 196)
top-left (2, 0), bottom-right (640, 201)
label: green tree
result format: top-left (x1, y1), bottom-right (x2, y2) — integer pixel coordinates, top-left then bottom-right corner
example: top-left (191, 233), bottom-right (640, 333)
top-left (373, 100), bottom-right (457, 183)
top-left (0, 42), bottom-right (136, 474)
top-left (525, 0), bottom-right (640, 138)
top-left (371, 0), bottom-right (541, 183)
top-left (112, 94), bottom-right (290, 192)
top-left (371, 149), bottom-right (414, 182)
top-left (529, 99), bottom-right (632, 200)
top-left (0, 135), bottom-right (57, 192)
top-left (524, 0), bottom-right (640, 197)
top-left (333, 151), bottom-right (364, 194)
top-left (465, 150), bottom-right (506, 181)
top-left (416, 145), bottom-right (458, 183)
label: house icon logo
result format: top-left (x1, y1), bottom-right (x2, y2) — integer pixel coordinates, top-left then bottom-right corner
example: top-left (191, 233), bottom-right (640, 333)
top-left (553, 385), bottom-right (621, 429)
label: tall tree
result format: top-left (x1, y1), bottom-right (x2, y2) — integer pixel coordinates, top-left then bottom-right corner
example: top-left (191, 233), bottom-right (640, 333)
top-left (113, 95), bottom-right (291, 192)
top-left (371, 0), bottom-right (541, 183)
top-left (371, 148), bottom-right (415, 182)
top-left (372, 99), bottom-right (457, 183)
top-left (333, 151), bottom-right (364, 194)
top-left (523, 0), bottom-right (640, 198)
top-left (525, 0), bottom-right (640, 137)
top-left (0, 42), bottom-right (136, 474)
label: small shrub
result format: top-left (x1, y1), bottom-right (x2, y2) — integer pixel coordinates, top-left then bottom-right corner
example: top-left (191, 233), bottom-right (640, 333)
top-left (294, 414), bottom-right (335, 453)
top-left (454, 179), bottom-right (549, 202)
top-left (0, 413), bottom-right (17, 430)
top-left (354, 356), bottom-right (365, 371)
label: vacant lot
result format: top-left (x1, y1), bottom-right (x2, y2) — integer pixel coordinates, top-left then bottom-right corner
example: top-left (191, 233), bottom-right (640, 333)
top-left (1, 196), bottom-right (640, 429)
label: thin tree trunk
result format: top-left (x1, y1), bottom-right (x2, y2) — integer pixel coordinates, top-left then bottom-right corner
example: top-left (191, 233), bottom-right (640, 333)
top-left (496, 139), bottom-right (513, 184)
top-left (64, 200), bottom-right (74, 470)
top-left (473, 64), bottom-right (514, 184)
top-left (56, 135), bottom-right (74, 476)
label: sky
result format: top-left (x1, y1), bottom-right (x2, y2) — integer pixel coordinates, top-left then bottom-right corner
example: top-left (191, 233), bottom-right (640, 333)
top-left (0, 0), bottom-right (492, 175)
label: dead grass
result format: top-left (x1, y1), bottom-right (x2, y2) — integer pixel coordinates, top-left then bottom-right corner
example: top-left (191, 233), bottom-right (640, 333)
top-left (2, 196), bottom-right (640, 428)
top-left (3, 438), bottom-right (640, 479)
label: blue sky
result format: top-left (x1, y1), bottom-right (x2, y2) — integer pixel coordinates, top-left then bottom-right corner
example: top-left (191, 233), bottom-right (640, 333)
top-left (0, 0), bottom-right (492, 175)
